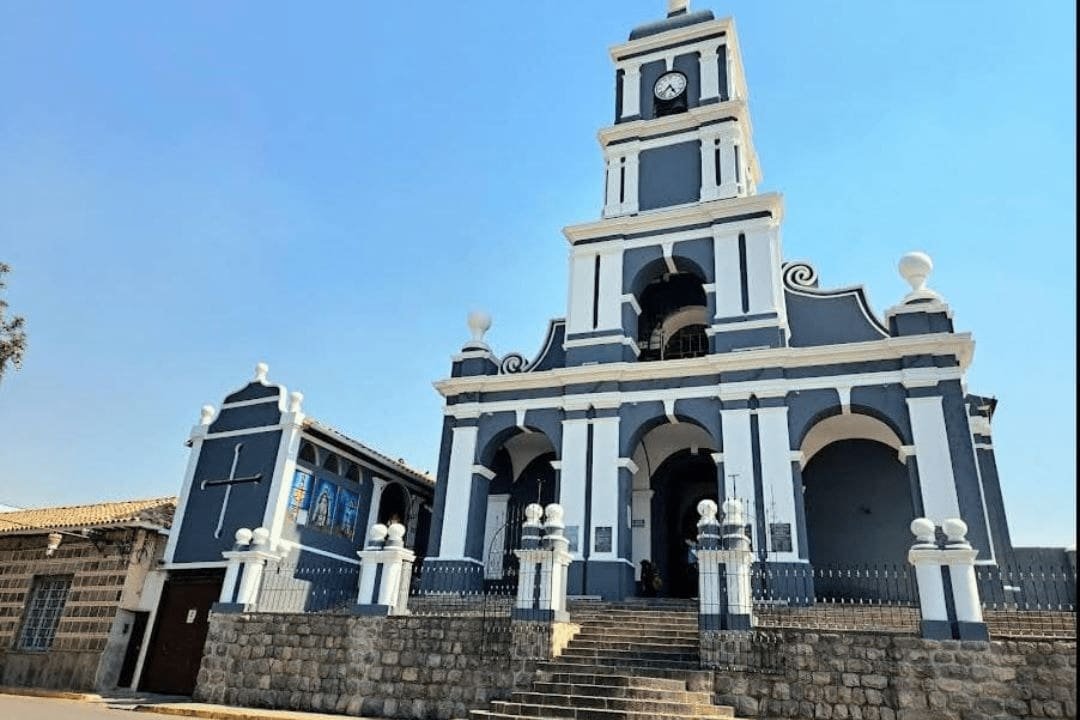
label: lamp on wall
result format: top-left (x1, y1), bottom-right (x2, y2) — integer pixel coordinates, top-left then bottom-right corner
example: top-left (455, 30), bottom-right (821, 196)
top-left (45, 532), bottom-right (63, 556)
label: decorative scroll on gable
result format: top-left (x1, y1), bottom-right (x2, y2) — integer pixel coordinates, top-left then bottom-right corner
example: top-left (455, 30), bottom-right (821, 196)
top-left (782, 261), bottom-right (891, 348)
top-left (498, 319), bottom-right (566, 375)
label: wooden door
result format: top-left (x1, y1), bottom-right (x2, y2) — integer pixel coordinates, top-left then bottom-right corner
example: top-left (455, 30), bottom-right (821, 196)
top-left (139, 570), bottom-right (223, 695)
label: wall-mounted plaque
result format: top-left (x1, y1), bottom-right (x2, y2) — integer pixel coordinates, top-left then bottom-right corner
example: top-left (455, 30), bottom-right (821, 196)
top-left (631, 519), bottom-right (646, 529)
top-left (594, 526), bottom-right (613, 553)
top-left (770, 523), bottom-right (792, 553)
top-left (565, 526), bottom-right (579, 553)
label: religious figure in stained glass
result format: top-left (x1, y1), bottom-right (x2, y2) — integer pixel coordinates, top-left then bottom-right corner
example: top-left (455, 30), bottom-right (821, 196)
top-left (310, 480), bottom-right (336, 529)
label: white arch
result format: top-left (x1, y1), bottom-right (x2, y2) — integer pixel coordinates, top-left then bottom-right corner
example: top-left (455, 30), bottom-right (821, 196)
top-left (631, 421), bottom-right (717, 490)
top-left (800, 413), bottom-right (903, 467)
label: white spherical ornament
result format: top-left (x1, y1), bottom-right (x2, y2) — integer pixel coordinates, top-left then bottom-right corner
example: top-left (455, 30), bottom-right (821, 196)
top-left (466, 310), bottom-right (492, 348)
top-left (369, 523), bottom-right (389, 542)
top-left (524, 503), bottom-right (544, 523)
top-left (697, 499), bottom-right (718, 521)
top-left (942, 518), bottom-right (968, 543)
top-left (251, 527), bottom-right (271, 547)
top-left (898, 251), bottom-right (939, 300)
top-left (910, 517), bottom-right (936, 543)
top-left (234, 527), bottom-right (254, 545)
top-left (543, 503), bottom-right (565, 525)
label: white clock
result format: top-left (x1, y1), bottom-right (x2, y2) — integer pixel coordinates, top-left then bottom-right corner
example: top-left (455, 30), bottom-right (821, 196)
top-left (653, 71), bottom-right (688, 101)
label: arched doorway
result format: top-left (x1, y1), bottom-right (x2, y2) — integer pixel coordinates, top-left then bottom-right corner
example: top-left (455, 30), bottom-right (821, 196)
top-left (802, 438), bottom-right (914, 569)
top-left (650, 451), bottom-right (717, 598)
top-left (377, 483), bottom-right (410, 526)
top-left (628, 418), bottom-right (718, 598)
top-left (482, 431), bottom-right (558, 583)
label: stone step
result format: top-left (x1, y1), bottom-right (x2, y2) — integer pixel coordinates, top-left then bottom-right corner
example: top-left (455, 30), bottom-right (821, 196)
top-left (469, 713), bottom-right (736, 720)
top-left (571, 621), bottom-right (699, 632)
top-left (506, 691), bottom-right (733, 717)
top-left (528, 680), bottom-right (712, 703)
top-left (485, 700), bottom-right (733, 720)
top-left (560, 648), bottom-right (700, 663)
top-left (534, 670), bottom-right (692, 692)
top-left (568, 639), bottom-right (699, 654)
top-left (542, 655), bottom-right (704, 672)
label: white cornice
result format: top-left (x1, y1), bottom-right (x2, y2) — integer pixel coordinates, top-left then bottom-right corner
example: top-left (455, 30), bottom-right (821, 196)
top-left (563, 192), bottom-right (783, 246)
top-left (433, 333), bottom-right (974, 398)
top-left (599, 100), bottom-right (748, 148)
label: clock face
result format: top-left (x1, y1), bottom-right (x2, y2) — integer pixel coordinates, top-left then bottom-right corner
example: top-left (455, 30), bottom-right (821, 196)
top-left (654, 71), bottom-right (688, 101)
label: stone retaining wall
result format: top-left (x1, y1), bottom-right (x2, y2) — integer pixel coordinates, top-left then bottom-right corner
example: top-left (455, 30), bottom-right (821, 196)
top-left (195, 612), bottom-right (576, 720)
top-left (703, 629), bottom-right (1077, 720)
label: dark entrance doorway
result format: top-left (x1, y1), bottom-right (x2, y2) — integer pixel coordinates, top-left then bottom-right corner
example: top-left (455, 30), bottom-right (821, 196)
top-left (139, 569), bottom-right (224, 695)
top-left (649, 451), bottom-right (717, 598)
top-left (116, 611), bottom-right (149, 688)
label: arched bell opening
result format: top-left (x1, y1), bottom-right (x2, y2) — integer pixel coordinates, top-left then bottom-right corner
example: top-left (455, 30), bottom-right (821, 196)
top-left (637, 273), bottom-right (709, 361)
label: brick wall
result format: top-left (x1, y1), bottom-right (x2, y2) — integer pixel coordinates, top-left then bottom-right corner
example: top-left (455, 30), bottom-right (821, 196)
top-left (196, 612), bottom-right (564, 720)
top-left (702, 629), bottom-right (1077, 719)
top-left (0, 529), bottom-right (160, 690)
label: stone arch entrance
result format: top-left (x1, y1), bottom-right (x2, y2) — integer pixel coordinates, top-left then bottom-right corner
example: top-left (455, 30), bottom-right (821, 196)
top-left (628, 418), bottom-right (718, 598)
top-left (799, 414), bottom-right (915, 569)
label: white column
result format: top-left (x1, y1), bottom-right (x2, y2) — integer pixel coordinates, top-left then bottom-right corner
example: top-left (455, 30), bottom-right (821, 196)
top-left (589, 416), bottom-right (621, 561)
top-left (622, 150), bottom-right (640, 215)
top-left (483, 494), bottom-right (510, 579)
top-left (631, 489), bottom-right (654, 580)
top-left (699, 45), bottom-right (721, 102)
top-left (559, 418), bottom-right (590, 559)
top-left (942, 519), bottom-right (986, 630)
top-left (718, 139), bottom-right (738, 199)
top-left (720, 406), bottom-right (756, 549)
top-left (163, 407), bottom-right (214, 563)
top-left (365, 477), bottom-right (388, 545)
top-left (712, 229), bottom-right (743, 319)
top-left (438, 426), bottom-right (479, 558)
top-left (621, 63), bottom-right (641, 119)
top-left (700, 135), bottom-right (719, 202)
top-left (603, 157), bottom-right (621, 217)
top-left (263, 392), bottom-right (307, 543)
top-left (744, 227), bottom-right (781, 316)
top-left (567, 251), bottom-right (598, 333)
top-left (906, 395), bottom-right (962, 523)
top-left (596, 249), bottom-right (625, 331)
top-left (755, 405), bottom-right (800, 561)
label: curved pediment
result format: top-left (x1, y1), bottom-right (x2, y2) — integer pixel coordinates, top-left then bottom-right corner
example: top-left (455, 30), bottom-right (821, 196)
top-left (497, 319), bottom-right (566, 375)
top-left (782, 261), bottom-right (890, 348)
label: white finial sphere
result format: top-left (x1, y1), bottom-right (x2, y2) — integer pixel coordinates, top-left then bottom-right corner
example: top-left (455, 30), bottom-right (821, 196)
top-left (697, 499), bottom-right (718, 520)
top-left (524, 503), bottom-right (544, 523)
top-left (255, 362), bottom-right (269, 383)
top-left (251, 527), bottom-right (270, 547)
top-left (898, 252), bottom-right (933, 292)
top-left (467, 310), bottom-right (492, 343)
top-left (369, 523), bottom-right (389, 542)
top-left (544, 503), bottom-right (565, 524)
top-left (943, 518), bottom-right (968, 543)
top-left (288, 391), bottom-right (304, 413)
top-left (200, 405), bottom-right (215, 425)
top-left (910, 517), bottom-right (936, 542)
top-left (722, 498), bottom-right (744, 524)
top-left (387, 523), bottom-right (406, 542)
top-left (234, 527), bottom-right (253, 545)
top-left (668, 0), bottom-right (690, 13)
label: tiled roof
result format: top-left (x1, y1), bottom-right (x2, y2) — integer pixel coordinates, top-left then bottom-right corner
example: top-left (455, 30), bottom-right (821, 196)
top-left (0, 497), bottom-right (177, 535)
top-left (304, 419), bottom-right (435, 486)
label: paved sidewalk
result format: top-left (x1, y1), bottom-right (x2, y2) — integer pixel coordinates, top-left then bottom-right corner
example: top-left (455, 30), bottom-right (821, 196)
top-left (0, 687), bottom-right (395, 720)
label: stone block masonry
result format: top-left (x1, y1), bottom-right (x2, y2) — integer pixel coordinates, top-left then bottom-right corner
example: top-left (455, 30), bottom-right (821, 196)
top-left (703, 629), bottom-right (1077, 719)
top-left (195, 612), bottom-right (577, 720)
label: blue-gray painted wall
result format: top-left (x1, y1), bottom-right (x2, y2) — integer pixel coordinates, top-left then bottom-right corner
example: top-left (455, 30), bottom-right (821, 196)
top-left (638, 140), bottom-right (701, 211)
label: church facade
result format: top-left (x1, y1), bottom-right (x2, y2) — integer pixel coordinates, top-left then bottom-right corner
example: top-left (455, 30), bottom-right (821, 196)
top-left (423, 2), bottom-right (1017, 601)
top-left (141, 364), bottom-right (434, 695)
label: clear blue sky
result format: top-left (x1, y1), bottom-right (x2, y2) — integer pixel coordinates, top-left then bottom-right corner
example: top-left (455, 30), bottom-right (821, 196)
top-left (0, 1), bottom-right (1074, 546)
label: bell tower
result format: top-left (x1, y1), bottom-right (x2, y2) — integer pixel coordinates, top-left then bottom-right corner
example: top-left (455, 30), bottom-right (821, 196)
top-left (564, 1), bottom-right (785, 365)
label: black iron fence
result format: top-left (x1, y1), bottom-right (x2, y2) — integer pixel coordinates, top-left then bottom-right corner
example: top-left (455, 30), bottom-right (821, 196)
top-left (256, 562), bottom-right (360, 614)
top-left (977, 563), bottom-right (1077, 639)
top-left (750, 563), bottom-right (921, 634)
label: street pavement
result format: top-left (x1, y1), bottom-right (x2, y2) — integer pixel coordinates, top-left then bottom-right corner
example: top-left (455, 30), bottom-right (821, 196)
top-left (0, 694), bottom-right (140, 719)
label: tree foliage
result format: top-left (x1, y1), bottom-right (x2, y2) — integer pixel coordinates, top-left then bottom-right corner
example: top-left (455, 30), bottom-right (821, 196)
top-left (0, 263), bottom-right (27, 383)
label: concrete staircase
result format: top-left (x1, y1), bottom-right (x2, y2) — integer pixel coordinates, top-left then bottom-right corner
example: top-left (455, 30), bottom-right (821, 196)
top-left (469, 599), bottom-right (741, 720)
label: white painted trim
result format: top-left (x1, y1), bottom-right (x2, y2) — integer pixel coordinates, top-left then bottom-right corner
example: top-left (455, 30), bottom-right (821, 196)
top-left (710, 452), bottom-right (724, 465)
top-left (264, 412), bottom-right (306, 549)
top-left (444, 366), bottom-right (967, 419)
top-left (163, 426), bottom-right (207, 564)
top-left (437, 334), bottom-right (973, 398)
top-left (885, 300), bottom-right (954, 321)
top-left (427, 556), bottom-right (485, 566)
top-left (974, 442), bottom-right (993, 451)
top-left (450, 349), bottom-right (497, 363)
top-left (705, 318), bottom-right (783, 334)
top-left (203, 424), bottom-right (286, 440)
top-left (969, 415), bottom-right (993, 436)
top-left (220, 396), bottom-right (281, 410)
top-left (621, 294), bottom-right (642, 315)
top-left (563, 334), bottom-right (630, 349)
top-left (898, 445), bottom-right (917, 463)
top-left (274, 538), bottom-right (361, 565)
top-left (610, 17), bottom-right (731, 61)
top-left (616, 458), bottom-right (640, 474)
top-left (836, 386), bottom-right (852, 414)
top-left (564, 192), bottom-right (782, 246)
top-left (472, 464), bottom-right (496, 481)
top-left (161, 561), bottom-right (229, 570)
